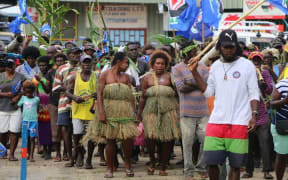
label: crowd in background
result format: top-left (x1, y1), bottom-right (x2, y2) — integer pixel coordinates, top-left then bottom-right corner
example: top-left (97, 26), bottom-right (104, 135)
top-left (0, 29), bottom-right (288, 180)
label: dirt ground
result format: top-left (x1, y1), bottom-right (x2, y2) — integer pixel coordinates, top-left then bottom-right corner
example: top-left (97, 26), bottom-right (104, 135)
top-left (0, 144), bottom-right (287, 180)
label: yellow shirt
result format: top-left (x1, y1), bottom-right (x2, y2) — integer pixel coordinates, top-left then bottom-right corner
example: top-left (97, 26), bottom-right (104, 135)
top-left (72, 71), bottom-right (97, 120)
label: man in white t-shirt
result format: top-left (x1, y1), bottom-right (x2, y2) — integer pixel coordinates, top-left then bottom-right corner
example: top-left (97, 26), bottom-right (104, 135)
top-left (189, 29), bottom-right (260, 180)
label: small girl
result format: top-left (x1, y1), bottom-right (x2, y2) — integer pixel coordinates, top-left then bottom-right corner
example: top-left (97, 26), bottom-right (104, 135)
top-left (16, 80), bottom-right (40, 162)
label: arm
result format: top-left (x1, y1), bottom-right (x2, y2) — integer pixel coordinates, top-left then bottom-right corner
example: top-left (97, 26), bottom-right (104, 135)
top-left (270, 88), bottom-right (288, 109)
top-left (0, 92), bottom-right (13, 97)
top-left (137, 76), bottom-right (148, 121)
top-left (97, 72), bottom-right (107, 123)
top-left (52, 68), bottom-right (66, 93)
top-left (65, 74), bottom-right (84, 104)
top-left (189, 60), bottom-right (208, 92)
top-left (248, 100), bottom-right (259, 132)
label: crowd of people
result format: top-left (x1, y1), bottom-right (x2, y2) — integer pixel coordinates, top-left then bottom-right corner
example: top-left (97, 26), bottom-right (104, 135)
top-left (0, 29), bottom-right (288, 180)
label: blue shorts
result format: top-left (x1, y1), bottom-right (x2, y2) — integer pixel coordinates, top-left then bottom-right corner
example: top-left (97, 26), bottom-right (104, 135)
top-left (22, 121), bottom-right (38, 138)
top-left (57, 111), bottom-right (71, 126)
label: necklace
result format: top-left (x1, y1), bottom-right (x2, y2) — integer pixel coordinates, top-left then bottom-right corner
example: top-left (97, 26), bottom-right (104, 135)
top-left (222, 61), bottom-right (236, 80)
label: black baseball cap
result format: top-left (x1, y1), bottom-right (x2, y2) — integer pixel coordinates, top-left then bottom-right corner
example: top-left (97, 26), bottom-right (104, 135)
top-left (219, 29), bottom-right (238, 47)
top-left (67, 47), bottom-right (82, 55)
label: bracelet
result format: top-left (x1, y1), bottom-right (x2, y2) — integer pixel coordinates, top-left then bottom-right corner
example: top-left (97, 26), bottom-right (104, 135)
top-left (252, 110), bottom-right (258, 115)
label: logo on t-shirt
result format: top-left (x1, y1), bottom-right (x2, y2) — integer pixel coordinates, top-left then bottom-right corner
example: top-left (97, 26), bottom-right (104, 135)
top-left (233, 71), bottom-right (241, 79)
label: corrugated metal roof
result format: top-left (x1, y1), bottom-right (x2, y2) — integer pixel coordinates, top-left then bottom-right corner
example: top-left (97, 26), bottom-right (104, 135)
top-left (61, 0), bottom-right (166, 3)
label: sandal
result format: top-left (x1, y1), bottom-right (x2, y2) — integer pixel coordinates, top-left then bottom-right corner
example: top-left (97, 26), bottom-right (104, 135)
top-left (264, 173), bottom-right (273, 179)
top-left (147, 167), bottom-right (155, 175)
top-left (125, 168), bottom-right (134, 177)
top-left (100, 160), bottom-right (107, 166)
top-left (104, 171), bottom-right (113, 178)
top-left (8, 157), bottom-right (18, 161)
top-left (159, 170), bottom-right (168, 176)
top-left (64, 162), bottom-right (74, 167)
top-left (241, 173), bottom-right (253, 178)
top-left (54, 156), bottom-right (61, 162)
top-left (84, 162), bottom-right (93, 169)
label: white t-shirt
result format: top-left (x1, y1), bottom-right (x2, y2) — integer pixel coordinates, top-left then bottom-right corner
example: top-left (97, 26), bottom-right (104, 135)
top-left (204, 57), bottom-right (260, 125)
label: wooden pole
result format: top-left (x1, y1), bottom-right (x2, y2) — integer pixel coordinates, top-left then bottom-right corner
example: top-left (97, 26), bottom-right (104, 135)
top-left (189, 0), bottom-right (266, 65)
top-left (202, 23), bottom-right (205, 43)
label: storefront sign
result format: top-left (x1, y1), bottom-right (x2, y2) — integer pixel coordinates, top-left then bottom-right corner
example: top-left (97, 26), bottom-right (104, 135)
top-left (243, 0), bottom-right (285, 19)
top-left (86, 4), bottom-right (147, 28)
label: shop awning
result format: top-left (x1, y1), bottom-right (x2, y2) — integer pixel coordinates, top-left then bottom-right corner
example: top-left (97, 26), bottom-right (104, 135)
top-left (0, 5), bottom-right (21, 17)
top-left (60, 0), bottom-right (166, 3)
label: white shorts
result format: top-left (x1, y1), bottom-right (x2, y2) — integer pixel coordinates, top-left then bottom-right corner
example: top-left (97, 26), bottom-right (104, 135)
top-left (72, 119), bottom-right (89, 135)
top-left (0, 109), bottom-right (22, 133)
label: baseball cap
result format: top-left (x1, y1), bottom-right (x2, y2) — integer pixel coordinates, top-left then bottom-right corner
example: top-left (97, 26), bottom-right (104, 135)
top-left (80, 55), bottom-right (92, 63)
top-left (218, 29), bottom-right (238, 47)
top-left (248, 51), bottom-right (263, 61)
top-left (67, 47), bottom-right (82, 55)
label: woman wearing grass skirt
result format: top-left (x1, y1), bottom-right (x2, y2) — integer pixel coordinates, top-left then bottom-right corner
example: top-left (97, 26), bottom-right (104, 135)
top-left (83, 52), bottom-right (138, 178)
top-left (137, 50), bottom-right (180, 176)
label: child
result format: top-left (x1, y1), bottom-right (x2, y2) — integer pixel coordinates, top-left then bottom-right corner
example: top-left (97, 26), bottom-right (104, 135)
top-left (16, 80), bottom-right (40, 162)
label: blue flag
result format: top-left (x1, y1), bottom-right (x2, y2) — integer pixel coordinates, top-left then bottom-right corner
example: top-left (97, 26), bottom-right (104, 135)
top-left (177, 10), bottom-right (213, 41)
top-left (201, 0), bottom-right (223, 28)
top-left (9, 17), bottom-right (28, 34)
top-left (168, 0), bottom-right (200, 31)
top-left (41, 23), bottom-right (52, 36)
top-left (19, 0), bottom-right (33, 23)
top-left (267, 0), bottom-right (288, 14)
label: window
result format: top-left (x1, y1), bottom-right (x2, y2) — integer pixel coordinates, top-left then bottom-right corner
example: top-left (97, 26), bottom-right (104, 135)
top-left (108, 29), bottom-right (146, 47)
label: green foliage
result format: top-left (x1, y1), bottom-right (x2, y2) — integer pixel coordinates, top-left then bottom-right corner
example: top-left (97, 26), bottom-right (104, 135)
top-left (151, 34), bottom-right (184, 46)
top-left (27, 0), bottom-right (79, 46)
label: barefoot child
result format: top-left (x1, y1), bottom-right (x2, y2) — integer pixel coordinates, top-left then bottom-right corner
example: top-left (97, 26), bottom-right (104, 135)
top-left (16, 80), bottom-right (40, 162)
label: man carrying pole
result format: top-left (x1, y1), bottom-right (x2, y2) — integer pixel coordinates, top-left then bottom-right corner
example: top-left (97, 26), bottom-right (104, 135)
top-left (189, 29), bottom-right (260, 180)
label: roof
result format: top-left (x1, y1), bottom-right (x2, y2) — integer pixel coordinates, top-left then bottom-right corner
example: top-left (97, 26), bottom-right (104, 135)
top-left (60, 0), bottom-right (166, 3)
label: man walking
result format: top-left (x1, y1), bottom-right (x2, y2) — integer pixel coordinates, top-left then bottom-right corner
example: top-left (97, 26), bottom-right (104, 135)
top-left (172, 42), bottom-right (209, 180)
top-left (189, 29), bottom-right (260, 180)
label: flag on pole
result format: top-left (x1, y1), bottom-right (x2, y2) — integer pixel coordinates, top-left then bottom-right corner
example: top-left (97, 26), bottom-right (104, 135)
top-left (201, 0), bottom-right (224, 28)
top-left (176, 10), bottom-right (214, 41)
top-left (267, 0), bottom-right (288, 14)
top-left (168, 0), bottom-right (200, 31)
top-left (9, 17), bottom-right (28, 34)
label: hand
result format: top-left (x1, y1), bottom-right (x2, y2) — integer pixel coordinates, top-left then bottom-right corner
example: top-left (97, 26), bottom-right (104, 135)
top-left (99, 113), bottom-right (107, 124)
top-left (248, 117), bottom-right (256, 133)
top-left (188, 58), bottom-right (199, 73)
top-left (75, 96), bottom-right (85, 104)
top-left (91, 92), bottom-right (97, 99)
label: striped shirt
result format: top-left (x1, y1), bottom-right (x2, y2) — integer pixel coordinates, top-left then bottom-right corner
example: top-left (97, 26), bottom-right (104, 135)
top-left (273, 79), bottom-right (288, 124)
top-left (52, 63), bottom-right (80, 114)
top-left (172, 62), bottom-right (209, 118)
top-left (257, 70), bottom-right (273, 126)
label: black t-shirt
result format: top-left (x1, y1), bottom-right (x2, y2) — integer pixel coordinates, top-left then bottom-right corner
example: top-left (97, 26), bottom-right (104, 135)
top-left (0, 72), bottom-right (25, 111)
top-left (45, 69), bottom-right (60, 106)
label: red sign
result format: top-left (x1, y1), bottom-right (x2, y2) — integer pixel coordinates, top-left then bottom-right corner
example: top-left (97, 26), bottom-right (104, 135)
top-left (168, 0), bottom-right (185, 11)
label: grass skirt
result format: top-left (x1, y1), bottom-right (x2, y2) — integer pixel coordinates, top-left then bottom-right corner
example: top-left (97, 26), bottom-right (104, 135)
top-left (82, 83), bottom-right (139, 143)
top-left (142, 85), bottom-right (180, 142)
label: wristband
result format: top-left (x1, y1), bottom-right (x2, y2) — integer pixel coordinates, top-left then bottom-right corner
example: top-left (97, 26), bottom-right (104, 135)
top-left (252, 110), bottom-right (258, 115)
